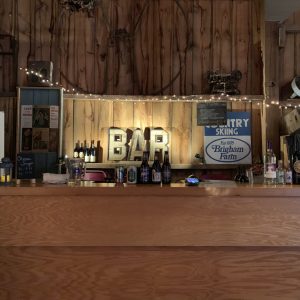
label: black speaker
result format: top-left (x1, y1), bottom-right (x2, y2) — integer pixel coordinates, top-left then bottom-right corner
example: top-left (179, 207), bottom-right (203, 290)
top-left (27, 61), bottom-right (53, 86)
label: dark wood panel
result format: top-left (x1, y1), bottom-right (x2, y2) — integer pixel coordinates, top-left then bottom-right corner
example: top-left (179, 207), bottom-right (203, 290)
top-left (1, 194), bottom-right (300, 246)
top-left (0, 247), bottom-right (300, 300)
top-left (0, 0), bottom-right (263, 95)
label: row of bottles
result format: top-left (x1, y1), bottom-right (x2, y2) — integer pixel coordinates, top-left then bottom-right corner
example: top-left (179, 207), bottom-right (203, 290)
top-left (73, 141), bottom-right (96, 163)
top-left (139, 150), bottom-right (171, 184)
top-left (264, 141), bottom-right (292, 185)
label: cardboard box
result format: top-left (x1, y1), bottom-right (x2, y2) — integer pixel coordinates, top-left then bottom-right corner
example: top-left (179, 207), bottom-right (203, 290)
top-left (283, 108), bottom-right (300, 134)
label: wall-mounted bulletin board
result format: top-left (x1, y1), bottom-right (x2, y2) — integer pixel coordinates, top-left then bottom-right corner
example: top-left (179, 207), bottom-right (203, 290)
top-left (17, 87), bottom-right (63, 179)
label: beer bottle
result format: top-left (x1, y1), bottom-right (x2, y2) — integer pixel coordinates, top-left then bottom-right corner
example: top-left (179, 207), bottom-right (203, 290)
top-left (162, 151), bottom-right (171, 184)
top-left (152, 151), bottom-right (162, 184)
top-left (140, 151), bottom-right (150, 183)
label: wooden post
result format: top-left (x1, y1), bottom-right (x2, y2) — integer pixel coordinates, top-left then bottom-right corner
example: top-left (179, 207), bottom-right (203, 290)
top-left (262, 19), bottom-right (281, 158)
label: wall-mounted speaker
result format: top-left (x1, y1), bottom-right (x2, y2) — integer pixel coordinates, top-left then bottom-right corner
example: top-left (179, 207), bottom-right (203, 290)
top-left (27, 61), bottom-right (53, 86)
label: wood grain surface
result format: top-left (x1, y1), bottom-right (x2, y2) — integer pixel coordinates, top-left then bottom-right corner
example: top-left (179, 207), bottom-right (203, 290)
top-left (1, 186), bottom-right (300, 299)
top-left (62, 98), bottom-right (262, 164)
top-left (0, 0), bottom-right (263, 95)
top-left (1, 190), bottom-right (300, 247)
top-left (1, 247), bottom-right (300, 300)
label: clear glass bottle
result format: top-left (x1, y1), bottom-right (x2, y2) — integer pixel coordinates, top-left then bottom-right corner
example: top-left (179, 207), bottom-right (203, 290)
top-left (276, 160), bottom-right (285, 184)
top-left (264, 141), bottom-right (276, 185)
top-left (285, 160), bottom-right (293, 185)
top-left (162, 151), bottom-right (171, 184)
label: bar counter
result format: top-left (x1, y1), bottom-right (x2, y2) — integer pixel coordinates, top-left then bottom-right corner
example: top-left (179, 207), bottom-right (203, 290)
top-left (1, 182), bottom-right (300, 299)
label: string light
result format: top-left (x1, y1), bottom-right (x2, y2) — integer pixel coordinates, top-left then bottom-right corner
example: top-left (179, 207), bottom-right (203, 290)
top-left (18, 66), bottom-right (297, 109)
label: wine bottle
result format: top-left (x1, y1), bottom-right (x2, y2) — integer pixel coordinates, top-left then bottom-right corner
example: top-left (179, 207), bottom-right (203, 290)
top-left (90, 140), bottom-right (96, 163)
top-left (162, 151), bottom-right (171, 184)
top-left (73, 142), bottom-right (80, 158)
top-left (84, 142), bottom-right (90, 163)
top-left (79, 142), bottom-right (84, 159)
top-left (151, 151), bottom-right (162, 184)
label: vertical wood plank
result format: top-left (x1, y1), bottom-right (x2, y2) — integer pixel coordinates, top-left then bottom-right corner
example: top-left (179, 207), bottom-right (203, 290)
top-left (279, 14), bottom-right (295, 99)
top-left (96, 101), bottom-right (113, 162)
top-left (191, 102), bottom-right (204, 164)
top-left (157, 0), bottom-right (173, 95)
top-left (192, 0), bottom-right (212, 94)
top-left (94, 1), bottom-right (110, 94)
top-left (232, 0), bottom-right (251, 94)
top-left (133, 102), bottom-right (152, 130)
top-left (113, 101), bottom-right (133, 128)
top-left (212, 0), bottom-right (232, 73)
top-left (63, 98), bottom-right (74, 157)
top-left (171, 102), bottom-right (192, 164)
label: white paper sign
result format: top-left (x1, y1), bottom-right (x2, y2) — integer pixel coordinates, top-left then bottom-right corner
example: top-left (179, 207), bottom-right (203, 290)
top-left (21, 105), bottom-right (33, 128)
top-left (204, 112), bottom-right (252, 164)
top-left (0, 112), bottom-right (4, 159)
top-left (50, 106), bottom-right (59, 129)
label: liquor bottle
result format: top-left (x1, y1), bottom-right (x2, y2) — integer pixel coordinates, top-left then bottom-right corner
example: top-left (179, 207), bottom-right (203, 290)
top-left (73, 142), bottom-right (80, 158)
top-left (152, 151), bottom-right (162, 184)
top-left (90, 140), bottom-right (96, 163)
top-left (264, 141), bottom-right (276, 185)
top-left (276, 160), bottom-right (285, 184)
top-left (79, 142), bottom-right (84, 159)
top-left (140, 151), bottom-right (150, 183)
top-left (292, 151), bottom-right (300, 184)
top-left (84, 143), bottom-right (90, 163)
top-left (162, 151), bottom-right (171, 184)
top-left (285, 160), bottom-right (293, 185)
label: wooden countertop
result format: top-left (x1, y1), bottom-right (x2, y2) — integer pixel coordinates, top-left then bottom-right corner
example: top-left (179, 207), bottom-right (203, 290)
top-left (1, 181), bottom-right (300, 247)
top-left (0, 180), bottom-right (299, 197)
top-left (2, 181), bottom-right (300, 299)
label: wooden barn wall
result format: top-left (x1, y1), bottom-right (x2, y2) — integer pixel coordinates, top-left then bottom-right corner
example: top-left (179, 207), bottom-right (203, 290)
top-left (0, 0), bottom-right (263, 95)
top-left (279, 10), bottom-right (300, 99)
top-left (0, 0), bottom-right (264, 163)
top-left (63, 98), bottom-right (262, 164)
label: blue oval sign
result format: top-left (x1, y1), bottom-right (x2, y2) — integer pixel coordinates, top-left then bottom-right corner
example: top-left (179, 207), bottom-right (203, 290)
top-left (205, 138), bottom-right (251, 163)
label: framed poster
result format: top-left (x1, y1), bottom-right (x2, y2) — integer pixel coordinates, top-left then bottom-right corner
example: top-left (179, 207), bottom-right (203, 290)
top-left (204, 111), bottom-right (252, 164)
top-left (20, 104), bottom-right (59, 152)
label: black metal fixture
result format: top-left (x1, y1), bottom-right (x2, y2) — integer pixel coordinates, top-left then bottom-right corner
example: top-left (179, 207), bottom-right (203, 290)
top-left (61, 0), bottom-right (96, 12)
top-left (207, 70), bottom-right (242, 95)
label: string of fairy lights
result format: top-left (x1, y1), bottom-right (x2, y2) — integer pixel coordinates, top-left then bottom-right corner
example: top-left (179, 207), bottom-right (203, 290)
top-left (19, 67), bottom-right (299, 109)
